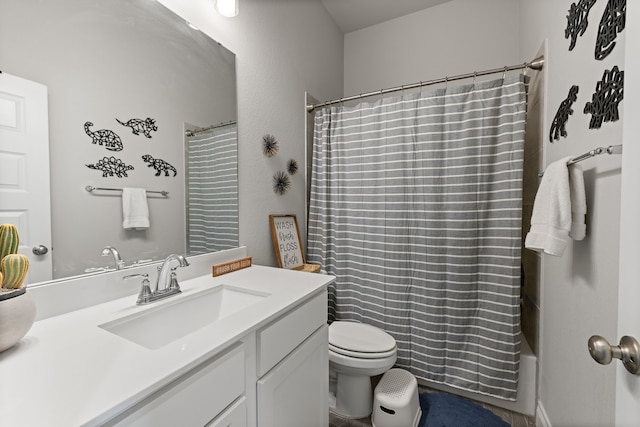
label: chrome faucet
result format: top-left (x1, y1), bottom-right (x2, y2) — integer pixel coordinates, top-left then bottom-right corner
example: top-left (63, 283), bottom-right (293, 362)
top-left (101, 246), bottom-right (125, 270)
top-left (154, 253), bottom-right (190, 291)
top-left (124, 254), bottom-right (190, 305)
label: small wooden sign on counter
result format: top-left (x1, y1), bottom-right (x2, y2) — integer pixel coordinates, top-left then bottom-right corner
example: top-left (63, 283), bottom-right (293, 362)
top-left (212, 256), bottom-right (252, 277)
top-left (269, 214), bottom-right (304, 269)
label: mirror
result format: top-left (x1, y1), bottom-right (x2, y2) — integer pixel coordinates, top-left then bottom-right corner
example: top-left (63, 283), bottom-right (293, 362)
top-left (0, 0), bottom-right (238, 283)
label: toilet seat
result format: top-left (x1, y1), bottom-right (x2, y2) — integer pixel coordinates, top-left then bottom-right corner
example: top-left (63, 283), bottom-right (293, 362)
top-left (329, 321), bottom-right (397, 359)
top-left (329, 343), bottom-right (397, 359)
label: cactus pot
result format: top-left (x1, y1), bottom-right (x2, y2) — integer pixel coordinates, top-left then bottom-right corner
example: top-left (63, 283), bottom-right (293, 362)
top-left (0, 288), bottom-right (36, 352)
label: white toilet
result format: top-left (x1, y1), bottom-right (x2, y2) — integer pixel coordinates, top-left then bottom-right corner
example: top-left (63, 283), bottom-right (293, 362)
top-left (328, 321), bottom-right (398, 419)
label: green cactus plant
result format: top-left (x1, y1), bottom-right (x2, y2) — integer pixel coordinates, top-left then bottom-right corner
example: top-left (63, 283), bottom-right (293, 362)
top-left (0, 224), bottom-right (19, 261)
top-left (0, 224), bottom-right (29, 289)
top-left (1, 254), bottom-right (30, 289)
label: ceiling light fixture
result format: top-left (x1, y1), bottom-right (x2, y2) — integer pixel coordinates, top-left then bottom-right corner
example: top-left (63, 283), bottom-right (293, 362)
top-left (214, 0), bottom-right (238, 17)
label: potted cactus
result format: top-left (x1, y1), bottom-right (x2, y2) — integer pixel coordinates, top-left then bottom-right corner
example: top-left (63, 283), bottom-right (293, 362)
top-left (0, 224), bottom-right (36, 353)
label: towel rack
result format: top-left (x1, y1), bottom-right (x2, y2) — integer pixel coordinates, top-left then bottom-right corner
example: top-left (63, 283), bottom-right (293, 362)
top-left (566, 144), bottom-right (622, 166)
top-left (85, 185), bottom-right (169, 197)
top-left (538, 144), bottom-right (622, 177)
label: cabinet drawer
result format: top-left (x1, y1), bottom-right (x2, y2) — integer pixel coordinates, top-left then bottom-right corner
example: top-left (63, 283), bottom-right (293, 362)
top-left (206, 396), bottom-right (247, 427)
top-left (257, 290), bottom-right (327, 376)
top-left (104, 344), bottom-right (245, 427)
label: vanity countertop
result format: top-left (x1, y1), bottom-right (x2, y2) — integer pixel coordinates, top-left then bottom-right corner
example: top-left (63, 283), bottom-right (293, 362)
top-left (0, 265), bottom-right (333, 427)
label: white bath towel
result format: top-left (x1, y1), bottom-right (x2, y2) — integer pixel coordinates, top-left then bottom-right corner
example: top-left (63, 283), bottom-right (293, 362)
top-left (569, 163), bottom-right (586, 240)
top-left (122, 187), bottom-right (150, 230)
top-left (525, 157), bottom-right (586, 256)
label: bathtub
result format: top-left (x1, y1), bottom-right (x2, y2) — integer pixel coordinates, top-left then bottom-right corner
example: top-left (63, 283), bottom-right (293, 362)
top-left (419, 333), bottom-right (537, 417)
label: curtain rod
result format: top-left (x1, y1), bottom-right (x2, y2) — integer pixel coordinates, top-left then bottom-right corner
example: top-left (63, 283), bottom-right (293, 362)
top-left (185, 120), bottom-right (237, 137)
top-left (306, 56), bottom-right (544, 113)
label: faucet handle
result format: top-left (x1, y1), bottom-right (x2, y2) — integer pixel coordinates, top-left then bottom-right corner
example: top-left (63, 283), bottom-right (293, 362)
top-left (168, 267), bottom-right (181, 292)
top-left (124, 274), bottom-right (153, 305)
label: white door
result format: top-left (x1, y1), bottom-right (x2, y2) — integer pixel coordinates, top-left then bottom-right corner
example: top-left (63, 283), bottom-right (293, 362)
top-left (615, 3), bottom-right (640, 425)
top-left (0, 72), bottom-right (52, 284)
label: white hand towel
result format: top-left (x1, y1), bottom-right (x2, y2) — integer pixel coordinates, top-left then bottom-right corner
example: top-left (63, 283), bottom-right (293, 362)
top-left (122, 188), bottom-right (150, 230)
top-left (525, 157), bottom-right (575, 256)
top-left (568, 163), bottom-right (586, 240)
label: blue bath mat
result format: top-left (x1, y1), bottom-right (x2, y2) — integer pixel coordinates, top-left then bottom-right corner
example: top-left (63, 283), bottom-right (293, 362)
top-left (418, 392), bottom-right (509, 427)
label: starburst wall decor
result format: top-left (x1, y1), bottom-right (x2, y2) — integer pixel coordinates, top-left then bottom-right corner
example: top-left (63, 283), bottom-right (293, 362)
top-left (287, 159), bottom-right (299, 175)
top-left (272, 171), bottom-right (291, 195)
top-left (262, 134), bottom-right (279, 157)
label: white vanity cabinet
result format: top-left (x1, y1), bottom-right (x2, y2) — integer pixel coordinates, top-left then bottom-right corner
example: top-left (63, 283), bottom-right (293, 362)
top-left (1, 259), bottom-right (335, 427)
top-left (256, 291), bottom-right (329, 427)
top-left (102, 289), bottom-right (328, 427)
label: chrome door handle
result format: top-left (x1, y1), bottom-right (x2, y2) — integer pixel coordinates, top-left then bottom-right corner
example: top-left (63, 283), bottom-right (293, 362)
top-left (588, 335), bottom-right (640, 375)
top-left (32, 245), bottom-right (49, 256)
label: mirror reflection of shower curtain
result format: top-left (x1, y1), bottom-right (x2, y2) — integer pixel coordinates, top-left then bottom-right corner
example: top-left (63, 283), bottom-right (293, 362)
top-left (186, 123), bottom-right (238, 254)
top-left (308, 75), bottom-right (528, 401)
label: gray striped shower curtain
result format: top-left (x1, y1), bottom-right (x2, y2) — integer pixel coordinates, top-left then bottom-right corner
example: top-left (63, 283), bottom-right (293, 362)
top-left (186, 123), bottom-right (239, 254)
top-left (307, 75), bottom-right (528, 400)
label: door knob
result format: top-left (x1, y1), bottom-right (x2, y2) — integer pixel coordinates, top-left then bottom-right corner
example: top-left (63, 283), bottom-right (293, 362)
top-left (32, 245), bottom-right (48, 256)
top-left (588, 335), bottom-right (640, 375)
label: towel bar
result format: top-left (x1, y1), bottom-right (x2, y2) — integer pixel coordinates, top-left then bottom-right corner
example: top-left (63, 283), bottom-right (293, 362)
top-left (538, 144), bottom-right (622, 177)
top-left (85, 185), bottom-right (169, 197)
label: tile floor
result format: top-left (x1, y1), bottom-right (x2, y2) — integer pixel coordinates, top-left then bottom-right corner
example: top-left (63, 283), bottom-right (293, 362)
top-left (329, 384), bottom-right (537, 427)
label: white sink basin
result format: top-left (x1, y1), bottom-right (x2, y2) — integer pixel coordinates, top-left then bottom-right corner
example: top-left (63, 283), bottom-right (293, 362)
top-left (99, 285), bottom-right (270, 349)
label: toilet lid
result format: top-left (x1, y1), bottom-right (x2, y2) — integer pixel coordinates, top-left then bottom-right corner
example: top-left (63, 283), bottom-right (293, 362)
top-left (329, 321), bottom-right (396, 354)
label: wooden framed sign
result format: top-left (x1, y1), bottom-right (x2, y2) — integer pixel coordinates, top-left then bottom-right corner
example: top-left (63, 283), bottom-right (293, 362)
top-left (269, 214), bottom-right (304, 269)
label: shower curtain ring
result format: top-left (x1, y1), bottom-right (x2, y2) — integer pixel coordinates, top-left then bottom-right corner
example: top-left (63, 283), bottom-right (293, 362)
top-left (473, 71), bottom-right (477, 83)
top-left (445, 76), bottom-right (448, 89)
top-left (502, 66), bottom-right (508, 80)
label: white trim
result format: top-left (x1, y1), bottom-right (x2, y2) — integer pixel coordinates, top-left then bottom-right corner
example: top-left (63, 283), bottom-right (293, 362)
top-left (536, 401), bottom-right (552, 427)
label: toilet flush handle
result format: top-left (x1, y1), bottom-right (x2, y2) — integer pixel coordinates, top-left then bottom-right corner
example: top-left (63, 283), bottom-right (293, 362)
top-left (588, 335), bottom-right (640, 375)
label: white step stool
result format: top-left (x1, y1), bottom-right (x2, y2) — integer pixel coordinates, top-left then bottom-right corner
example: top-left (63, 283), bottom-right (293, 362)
top-left (372, 368), bottom-right (421, 427)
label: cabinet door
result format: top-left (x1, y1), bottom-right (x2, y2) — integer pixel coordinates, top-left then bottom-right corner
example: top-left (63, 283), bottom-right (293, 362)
top-left (257, 325), bottom-right (328, 427)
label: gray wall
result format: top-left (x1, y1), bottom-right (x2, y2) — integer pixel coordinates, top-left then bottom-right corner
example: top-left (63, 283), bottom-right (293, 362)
top-left (519, 1), bottom-right (623, 425)
top-left (343, 0), bottom-right (520, 95)
top-left (159, 0), bottom-right (345, 267)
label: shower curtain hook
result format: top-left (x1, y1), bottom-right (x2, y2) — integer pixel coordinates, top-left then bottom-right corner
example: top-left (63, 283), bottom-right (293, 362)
top-left (523, 62), bottom-right (529, 77)
top-left (445, 76), bottom-right (448, 89)
top-left (502, 66), bottom-right (508, 80)
top-left (473, 71), bottom-right (477, 83)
